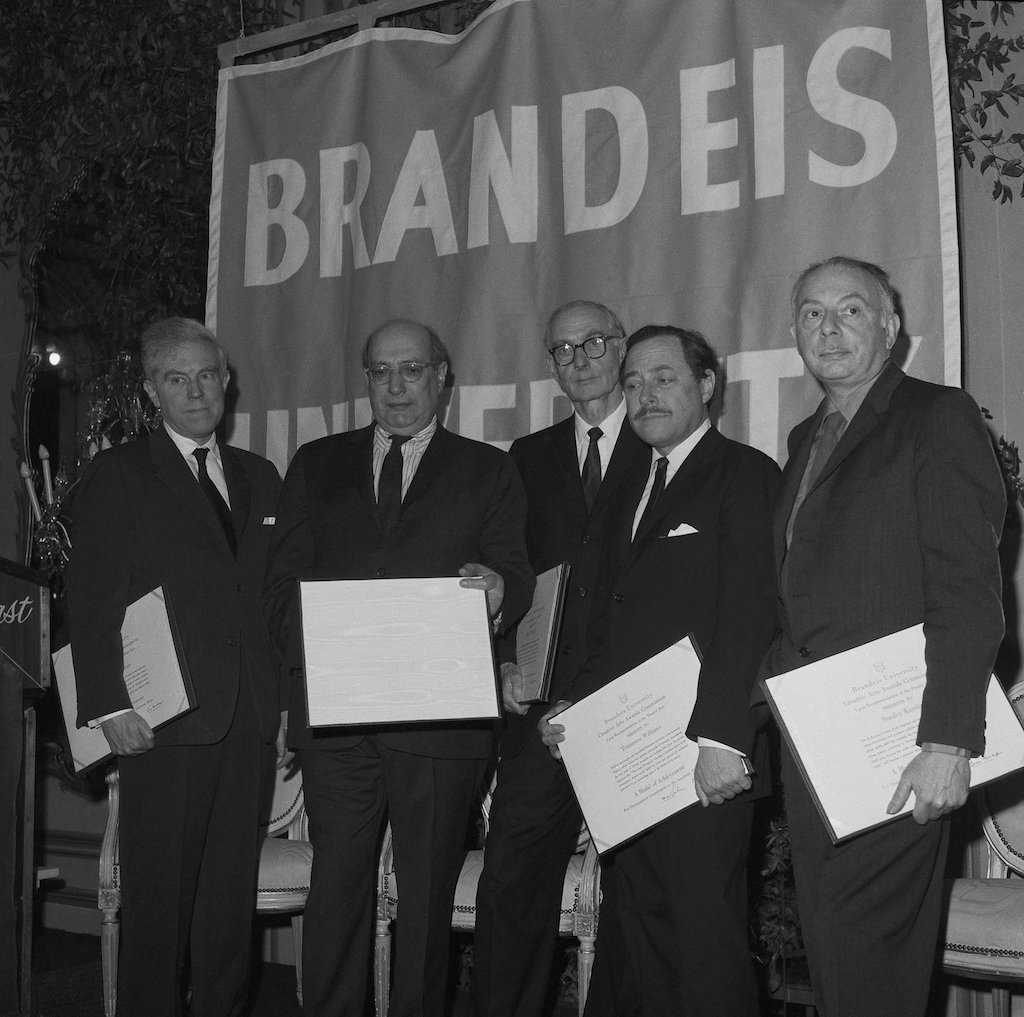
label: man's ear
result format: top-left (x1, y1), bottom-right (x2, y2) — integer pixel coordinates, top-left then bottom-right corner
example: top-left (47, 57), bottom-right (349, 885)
top-left (700, 369), bottom-right (716, 406)
top-left (143, 379), bottom-right (159, 409)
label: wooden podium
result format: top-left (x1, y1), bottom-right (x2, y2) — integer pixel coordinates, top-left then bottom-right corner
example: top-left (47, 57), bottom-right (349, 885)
top-left (0, 557), bottom-right (50, 1017)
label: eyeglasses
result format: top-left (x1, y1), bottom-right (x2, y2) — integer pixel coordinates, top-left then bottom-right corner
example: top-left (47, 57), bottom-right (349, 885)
top-left (364, 362), bottom-right (436, 385)
top-left (547, 333), bottom-right (620, 367)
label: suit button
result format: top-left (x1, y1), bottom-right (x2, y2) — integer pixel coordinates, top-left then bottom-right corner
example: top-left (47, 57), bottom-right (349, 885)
top-left (799, 647), bottom-right (810, 658)
top-left (581, 535), bottom-right (592, 545)
top-left (376, 568), bottom-right (386, 578)
top-left (577, 587), bottom-right (587, 598)
top-left (227, 637), bottom-right (239, 647)
top-left (613, 594), bottom-right (623, 603)
top-left (236, 583), bottom-right (243, 593)
top-left (561, 646), bottom-right (571, 655)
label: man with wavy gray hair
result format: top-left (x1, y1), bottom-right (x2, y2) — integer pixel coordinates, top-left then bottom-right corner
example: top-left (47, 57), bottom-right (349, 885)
top-left (67, 316), bottom-right (284, 1017)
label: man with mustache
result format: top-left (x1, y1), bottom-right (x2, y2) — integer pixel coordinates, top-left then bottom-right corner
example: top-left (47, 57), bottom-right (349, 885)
top-left (542, 324), bottom-right (779, 1016)
top-left (764, 256), bottom-right (1005, 1016)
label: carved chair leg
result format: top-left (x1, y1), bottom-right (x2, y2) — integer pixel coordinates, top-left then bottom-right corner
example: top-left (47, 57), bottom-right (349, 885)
top-left (576, 934), bottom-right (595, 1017)
top-left (291, 914), bottom-right (304, 1006)
top-left (374, 916), bottom-right (392, 1017)
top-left (100, 906), bottom-right (119, 1017)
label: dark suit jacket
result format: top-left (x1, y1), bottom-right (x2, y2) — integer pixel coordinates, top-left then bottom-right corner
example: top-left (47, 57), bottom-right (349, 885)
top-left (767, 362), bottom-right (1005, 753)
top-left (264, 423), bottom-right (533, 760)
top-left (67, 426), bottom-right (283, 746)
top-left (575, 427), bottom-right (780, 757)
top-left (499, 416), bottom-right (649, 756)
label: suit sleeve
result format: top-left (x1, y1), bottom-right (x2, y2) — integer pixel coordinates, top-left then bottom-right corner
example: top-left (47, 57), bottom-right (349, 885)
top-left (263, 444), bottom-right (316, 679)
top-left (915, 390), bottom-right (1005, 752)
top-left (686, 453), bottom-right (781, 754)
top-left (66, 453), bottom-right (136, 725)
top-left (478, 452), bottom-right (534, 635)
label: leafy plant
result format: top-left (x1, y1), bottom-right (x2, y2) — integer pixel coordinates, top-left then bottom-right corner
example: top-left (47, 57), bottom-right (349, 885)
top-left (945, 1), bottom-right (1024, 202)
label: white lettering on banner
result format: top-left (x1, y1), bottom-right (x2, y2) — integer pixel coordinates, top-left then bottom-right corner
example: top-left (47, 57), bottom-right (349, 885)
top-left (321, 144), bottom-right (372, 276)
top-left (529, 378), bottom-right (566, 434)
top-left (468, 107), bottom-right (539, 248)
top-left (562, 86), bottom-right (649, 235)
top-left (753, 46), bottom-right (785, 199)
top-left (374, 130), bottom-right (459, 264)
top-left (244, 159), bottom-right (309, 286)
top-left (726, 348), bottom-right (806, 458)
top-left (240, 31), bottom-right (898, 285)
top-left (460, 384), bottom-right (517, 450)
top-left (680, 59), bottom-right (739, 215)
top-left (808, 27), bottom-right (897, 187)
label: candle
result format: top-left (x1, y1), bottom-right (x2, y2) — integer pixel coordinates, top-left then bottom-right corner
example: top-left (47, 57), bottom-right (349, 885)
top-left (19, 462), bottom-right (42, 523)
top-left (38, 445), bottom-right (54, 506)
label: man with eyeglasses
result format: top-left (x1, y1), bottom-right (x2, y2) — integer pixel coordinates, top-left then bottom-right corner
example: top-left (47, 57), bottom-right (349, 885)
top-left (265, 319), bottom-right (533, 1017)
top-left (472, 300), bottom-right (648, 1017)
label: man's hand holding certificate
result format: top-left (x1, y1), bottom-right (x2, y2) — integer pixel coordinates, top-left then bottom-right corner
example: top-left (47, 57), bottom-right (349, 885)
top-left (544, 637), bottom-right (703, 853)
top-left (762, 625), bottom-right (1024, 843)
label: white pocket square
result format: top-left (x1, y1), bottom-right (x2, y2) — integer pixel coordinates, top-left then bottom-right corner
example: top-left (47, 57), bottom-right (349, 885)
top-left (666, 523), bottom-right (698, 537)
top-left (262, 516), bottom-right (276, 525)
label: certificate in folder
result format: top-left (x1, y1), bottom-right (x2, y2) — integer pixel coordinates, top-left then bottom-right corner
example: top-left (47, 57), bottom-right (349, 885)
top-left (761, 624), bottom-right (1024, 843)
top-left (557, 636), bottom-right (703, 853)
top-left (300, 577), bottom-right (499, 727)
top-left (515, 563), bottom-right (570, 703)
top-left (54, 586), bottom-right (195, 773)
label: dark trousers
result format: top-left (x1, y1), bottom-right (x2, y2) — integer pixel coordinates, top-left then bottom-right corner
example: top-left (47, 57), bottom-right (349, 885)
top-left (0, 678), bottom-right (21, 1017)
top-left (472, 730), bottom-right (584, 1017)
top-left (301, 736), bottom-right (483, 1017)
top-left (117, 690), bottom-right (267, 1017)
top-left (589, 797), bottom-right (759, 1017)
top-left (783, 749), bottom-right (950, 1017)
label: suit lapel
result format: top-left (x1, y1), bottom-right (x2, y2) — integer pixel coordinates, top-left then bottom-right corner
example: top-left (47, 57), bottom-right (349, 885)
top-left (808, 360), bottom-right (905, 492)
top-left (149, 427), bottom-right (227, 550)
top-left (626, 428), bottom-right (720, 563)
top-left (221, 446), bottom-right (251, 539)
top-left (549, 418), bottom-right (589, 520)
top-left (774, 408), bottom-right (821, 565)
top-left (591, 421), bottom-right (646, 519)
top-left (401, 424), bottom-right (455, 512)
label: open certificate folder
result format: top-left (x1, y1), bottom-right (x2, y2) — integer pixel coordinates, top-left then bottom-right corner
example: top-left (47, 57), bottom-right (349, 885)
top-left (557, 636), bottom-right (702, 853)
top-left (54, 587), bottom-right (195, 773)
top-left (762, 624), bottom-right (1024, 843)
top-left (515, 563), bottom-right (570, 703)
top-left (300, 577), bottom-right (499, 727)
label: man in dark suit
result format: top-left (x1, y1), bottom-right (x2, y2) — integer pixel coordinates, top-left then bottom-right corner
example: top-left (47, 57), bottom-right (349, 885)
top-left (472, 300), bottom-right (647, 1017)
top-left (766, 256), bottom-right (1005, 1017)
top-left (264, 319), bottom-right (532, 1017)
top-left (67, 317), bottom-right (284, 1017)
top-left (543, 325), bottom-right (779, 1017)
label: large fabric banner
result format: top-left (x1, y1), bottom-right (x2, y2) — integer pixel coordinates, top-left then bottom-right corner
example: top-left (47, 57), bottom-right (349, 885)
top-left (208, 0), bottom-right (958, 472)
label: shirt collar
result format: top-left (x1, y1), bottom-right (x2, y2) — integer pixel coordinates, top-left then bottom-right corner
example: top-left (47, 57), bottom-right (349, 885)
top-left (827, 357), bottom-right (890, 424)
top-left (373, 417), bottom-right (438, 449)
top-left (652, 417), bottom-right (711, 480)
top-left (164, 422), bottom-right (219, 463)
top-left (573, 395), bottom-right (627, 448)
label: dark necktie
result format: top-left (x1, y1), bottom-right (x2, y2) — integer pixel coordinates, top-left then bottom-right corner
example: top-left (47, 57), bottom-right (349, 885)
top-left (581, 426), bottom-right (603, 512)
top-left (807, 411), bottom-right (843, 488)
top-left (378, 435), bottom-right (411, 535)
top-left (634, 456), bottom-right (668, 542)
top-left (192, 447), bottom-right (237, 556)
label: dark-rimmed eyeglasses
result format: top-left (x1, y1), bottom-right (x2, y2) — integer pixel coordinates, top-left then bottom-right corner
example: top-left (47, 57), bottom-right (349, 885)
top-left (546, 333), bottom-right (620, 367)
top-left (364, 362), bottom-right (436, 385)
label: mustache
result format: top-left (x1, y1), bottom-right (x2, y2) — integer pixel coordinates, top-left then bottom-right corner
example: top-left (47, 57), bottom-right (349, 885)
top-left (632, 405), bottom-right (667, 421)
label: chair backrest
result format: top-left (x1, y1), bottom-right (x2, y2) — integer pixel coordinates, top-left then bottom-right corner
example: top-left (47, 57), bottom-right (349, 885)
top-left (981, 681), bottom-right (1024, 876)
top-left (263, 764), bottom-right (305, 837)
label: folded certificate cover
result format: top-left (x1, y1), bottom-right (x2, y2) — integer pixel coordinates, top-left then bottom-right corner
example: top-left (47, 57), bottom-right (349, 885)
top-left (515, 562), bottom-right (570, 703)
top-left (54, 586), bottom-right (195, 773)
top-left (558, 636), bottom-right (702, 853)
top-left (300, 577), bottom-right (499, 727)
top-left (762, 624), bottom-right (1024, 843)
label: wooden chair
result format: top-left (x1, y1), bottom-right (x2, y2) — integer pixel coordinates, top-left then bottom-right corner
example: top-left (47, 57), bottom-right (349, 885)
top-left (942, 681), bottom-right (1024, 1017)
top-left (374, 785), bottom-right (601, 1017)
top-left (98, 763), bottom-right (311, 1016)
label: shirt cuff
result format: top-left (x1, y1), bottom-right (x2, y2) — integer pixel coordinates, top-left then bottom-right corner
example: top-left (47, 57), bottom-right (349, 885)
top-left (88, 708), bottom-right (132, 729)
top-left (697, 736), bottom-right (744, 755)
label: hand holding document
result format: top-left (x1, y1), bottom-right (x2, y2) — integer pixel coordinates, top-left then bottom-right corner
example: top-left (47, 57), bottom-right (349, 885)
top-left (557, 637), bottom-right (702, 853)
top-left (54, 587), bottom-right (194, 772)
top-left (762, 624), bottom-right (1024, 843)
top-left (300, 577), bottom-right (499, 727)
